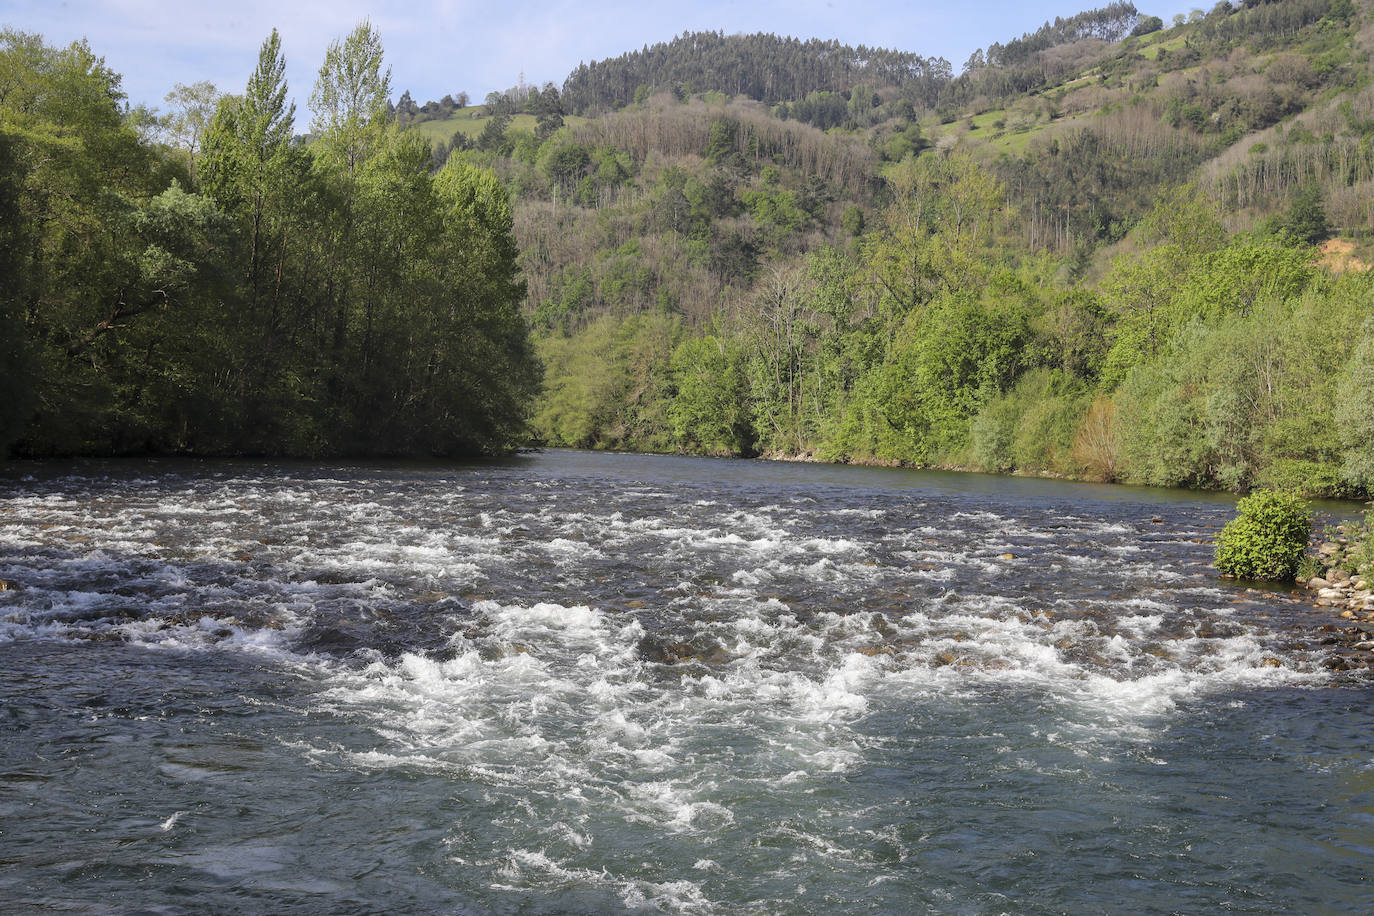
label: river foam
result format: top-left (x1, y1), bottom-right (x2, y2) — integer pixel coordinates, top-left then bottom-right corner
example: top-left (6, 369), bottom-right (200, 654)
top-left (0, 455), bottom-right (1359, 914)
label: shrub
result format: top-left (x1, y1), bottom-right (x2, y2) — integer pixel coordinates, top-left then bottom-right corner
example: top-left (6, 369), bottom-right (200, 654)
top-left (1214, 489), bottom-right (1312, 581)
top-left (1347, 510), bottom-right (1374, 577)
top-left (1071, 397), bottom-right (1118, 482)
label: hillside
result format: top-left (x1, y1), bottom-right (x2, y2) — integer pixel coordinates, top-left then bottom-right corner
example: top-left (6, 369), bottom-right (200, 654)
top-left (397, 0), bottom-right (1374, 498)
top-left (3, 2), bottom-right (1373, 493)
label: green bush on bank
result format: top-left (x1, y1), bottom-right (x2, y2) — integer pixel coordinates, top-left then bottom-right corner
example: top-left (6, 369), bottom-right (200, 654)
top-left (1214, 488), bottom-right (1312, 581)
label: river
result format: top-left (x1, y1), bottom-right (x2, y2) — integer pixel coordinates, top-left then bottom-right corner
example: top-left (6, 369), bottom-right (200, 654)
top-left (1, 449), bottom-right (1371, 914)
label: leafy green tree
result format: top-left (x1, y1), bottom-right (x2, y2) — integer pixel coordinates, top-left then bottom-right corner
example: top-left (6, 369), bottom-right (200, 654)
top-left (1335, 317), bottom-right (1374, 490)
top-left (1131, 14), bottom-right (1164, 35)
top-left (1271, 182), bottom-right (1329, 246)
top-left (0, 130), bottom-right (34, 453)
top-left (670, 335), bottom-right (754, 455)
top-left (743, 266), bottom-right (821, 453)
top-left (971, 369), bottom-right (1091, 474)
top-left (870, 281), bottom-right (1035, 463)
top-left (1, 26), bottom-right (539, 460)
top-left (1113, 290), bottom-right (1360, 493)
top-left (1177, 241), bottom-right (1318, 320)
top-left (539, 139), bottom-right (590, 192)
top-left (309, 21), bottom-right (390, 175)
top-left (200, 29), bottom-right (299, 311)
top-left (476, 111), bottom-right (511, 152)
top-left (533, 315), bottom-right (632, 448)
top-left (424, 158), bottom-right (541, 452)
top-left (0, 29), bottom-right (176, 452)
top-left (865, 153), bottom-right (1004, 321)
top-left (161, 80), bottom-right (220, 183)
top-left (1099, 189), bottom-right (1228, 385)
top-left (841, 205), bottom-right (865, 236)
top-left (533, 82), bottom-right (564, 140)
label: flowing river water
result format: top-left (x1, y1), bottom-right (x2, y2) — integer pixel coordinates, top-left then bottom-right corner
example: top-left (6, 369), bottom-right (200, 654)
top-left (1, 449), bottom-right (1371, 914)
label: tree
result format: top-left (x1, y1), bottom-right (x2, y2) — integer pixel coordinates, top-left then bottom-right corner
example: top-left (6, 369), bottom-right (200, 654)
top-left (0, 129), bottom-right (34, 453)
top-left (200, 29), bottom-right (298, 317)
top-left (534, 82), bottom-right (564, 139)
top-left (162, 80), bottom-right (220, 183)
top-left (309, 20), bottom-right (391, 175)
top-left (865, 152), bottom-right (1004, 320)
top-left (1336, 318), bottom-right (1374, 490)
top-left (477, 111), bottom-right (511, 152)
top-left (425, 159), bottom-right (541, 453)
top-left (0, 29), bottom-right (242, 455)
top-left (1272, 182), bottom-right (1329, 246)
top-left (1131, 14), bottom-right (1164, 35)
top-left (539, 140), bottom-right (589, 191)
top-left (670, 335), bottom-right (754, 455)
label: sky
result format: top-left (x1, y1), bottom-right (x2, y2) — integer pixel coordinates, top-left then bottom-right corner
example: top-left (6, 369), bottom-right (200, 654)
top-left (3, 0), bottom-right (1195, 116)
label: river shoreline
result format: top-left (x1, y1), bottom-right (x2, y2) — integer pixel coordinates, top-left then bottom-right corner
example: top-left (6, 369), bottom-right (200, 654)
top-left (1296, 522), bottom-right (1374, 669)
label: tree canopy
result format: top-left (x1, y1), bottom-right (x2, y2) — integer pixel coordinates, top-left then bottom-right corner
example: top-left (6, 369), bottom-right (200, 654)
top-left (0, 26), bottom-right (538, 459)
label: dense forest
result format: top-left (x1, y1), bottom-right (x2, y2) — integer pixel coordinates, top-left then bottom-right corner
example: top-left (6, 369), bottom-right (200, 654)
top-left (4, 1), bottom-right (1374, 498)
top-left (0, 25), bottom-right (538, 458)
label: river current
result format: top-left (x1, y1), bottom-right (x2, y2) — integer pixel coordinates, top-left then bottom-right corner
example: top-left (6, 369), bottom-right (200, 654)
top-left (1, 450), bottom-right (1371, 914)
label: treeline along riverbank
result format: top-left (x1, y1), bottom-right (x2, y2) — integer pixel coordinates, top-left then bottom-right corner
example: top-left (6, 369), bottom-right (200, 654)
top-left (0, 25), bottom-right (539, 460)
top-left (460, 5), bottom-right (1374, 500)
top-left (5, 4), bottom-right (1374, 502)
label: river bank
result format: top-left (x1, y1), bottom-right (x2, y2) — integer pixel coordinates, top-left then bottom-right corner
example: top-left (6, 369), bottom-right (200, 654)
top-left (1297, 521), bottom-right (1374, 669)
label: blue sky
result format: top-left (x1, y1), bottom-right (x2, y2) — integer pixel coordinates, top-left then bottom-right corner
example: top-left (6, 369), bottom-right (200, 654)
top-left (4, 0), bottom-right (1193, 113)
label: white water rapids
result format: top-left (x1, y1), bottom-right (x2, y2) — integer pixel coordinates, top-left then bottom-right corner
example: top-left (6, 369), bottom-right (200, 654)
top-left (0, 452), bottom-right (1369, 914)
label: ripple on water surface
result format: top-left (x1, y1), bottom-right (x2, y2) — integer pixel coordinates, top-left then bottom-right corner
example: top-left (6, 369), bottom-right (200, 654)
top-left (0, 453), bottom-right (1370, 915)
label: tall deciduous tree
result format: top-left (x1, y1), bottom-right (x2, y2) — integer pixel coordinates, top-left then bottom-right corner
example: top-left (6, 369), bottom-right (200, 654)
top-left (309, 20), bottom-right (391, 176)
top-left (161, 80), bottom-right (220, 182)
top-left (201, 28), bottom-right (298, 317)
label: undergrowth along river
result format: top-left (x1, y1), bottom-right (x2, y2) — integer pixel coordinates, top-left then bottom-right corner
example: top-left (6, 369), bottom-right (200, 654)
top-left (1, 449), bottom-right (1371, 915)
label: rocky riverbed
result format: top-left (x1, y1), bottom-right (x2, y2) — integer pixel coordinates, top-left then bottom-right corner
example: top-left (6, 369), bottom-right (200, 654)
top-left (1296, 523), bottom-right (1374, 670)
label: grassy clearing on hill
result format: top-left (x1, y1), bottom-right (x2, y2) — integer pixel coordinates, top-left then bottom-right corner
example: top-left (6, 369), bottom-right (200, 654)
top-left (406, 110), bottom-right (588, 147)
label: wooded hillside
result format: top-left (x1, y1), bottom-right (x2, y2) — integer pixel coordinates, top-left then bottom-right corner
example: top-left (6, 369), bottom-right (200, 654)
top-left (404, 0), bottom-right (1374, 497)
top-left (5, 1), bottom-right (1374, 496)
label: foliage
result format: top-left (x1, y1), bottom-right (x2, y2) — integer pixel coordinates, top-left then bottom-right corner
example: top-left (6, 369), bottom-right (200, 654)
top-left (0, 26), bottom-right (538, 459)
top-left (1347, 510), bottom-right (1374, 577)
top-left (1269, 182), bottom-right (1329, 245)
top-left (561, 32), bottom-right (950, 114)
top-left (970, 369), bottom-right (1091, 474)
top-left (670, 335), bottom-right (754, 455)
top-left (1111, 285), bottom-right (1360, 493)
top-left (9, 3), bottom-right (1374, 492)
top-left (1214, 489), bottom-right (1312, 581)
top-left (1335, 317), bottom-right (1374, 490)
top-left (1131, 15), bottom-right (1164, 36)
top-left (532, 313), bottom-right (680, 451)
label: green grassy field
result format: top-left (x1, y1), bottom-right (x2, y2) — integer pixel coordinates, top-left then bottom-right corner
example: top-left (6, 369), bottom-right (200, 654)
top-left (1139, 30), bottom-right (1188, 61)
top-left (405, 109), bottom-right (586, 147)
